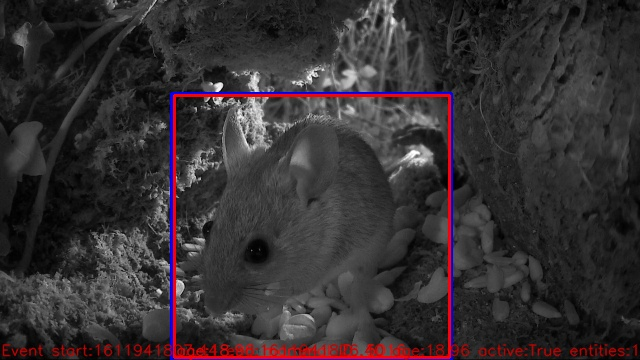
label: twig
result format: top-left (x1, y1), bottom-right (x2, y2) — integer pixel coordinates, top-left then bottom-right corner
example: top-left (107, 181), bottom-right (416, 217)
top-left (48, 19), bottom-right (107, 31)
top-left (0, 0), bottom-right (6, 40)
top-left (580, 168), bottom-right (594, 192)
top-left (354, 113), bottom-right (393, 133)
top-left (446, 1), bottom-right (461, 58)
top-left (329, 63), bottom-right (341, 119)
top-left (479, 89), bottom-right (516, 156)
top-left (24, 93), bottom-right (45, 123)
top-left (16, 0), bottom-right (158, 276)
top-left (499, 2), bottom-right (555, 55)
top-left (53, 17), bottom-right (129, 81)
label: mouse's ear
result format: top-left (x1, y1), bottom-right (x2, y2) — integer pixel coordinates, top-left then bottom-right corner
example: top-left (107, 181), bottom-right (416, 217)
top-left (222, 106), bottom-right (250, 177)
top-left (288, 124), bottom-right (339, 207)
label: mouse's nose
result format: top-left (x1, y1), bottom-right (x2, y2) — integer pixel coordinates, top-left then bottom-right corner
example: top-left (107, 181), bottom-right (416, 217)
top-left (204, 305), bottom-right (222, 318)
top-left (202, 276), bottom-right (246, 316)
top-left (204, 291), bottom-right (233, 317)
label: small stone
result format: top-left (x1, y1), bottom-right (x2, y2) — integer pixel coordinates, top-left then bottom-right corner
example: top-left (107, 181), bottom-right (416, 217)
top-left (486, 264), bottom-right (504, 293)
top-left (492, 298), bottom-right (510, 322)
top-left (532, 301), bottom-right (561, 318)
top-left (417, 267), bottom-right (448, 304)
top-left (564, 300), bottom-right (580, 325)
top-left (528, 255), bottom-right (543, 282)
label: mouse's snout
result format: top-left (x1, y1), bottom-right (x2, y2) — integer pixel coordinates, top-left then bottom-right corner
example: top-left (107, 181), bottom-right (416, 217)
top-left (203, 287), bottom-right (235, 317)
top-left (203, 302), bottom-right (223, 318)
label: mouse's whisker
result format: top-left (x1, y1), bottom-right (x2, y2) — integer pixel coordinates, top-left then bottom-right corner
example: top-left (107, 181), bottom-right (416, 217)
top-left (239, 295), bottom-right (262, 310)
top-left (244, 293), bottom-right (285, 305)
top-left (243, 286), bottom-right (292, 300)
top-left (245, 277), bottom-right (299, 295)
top-left (243, 282), bottom-right (297, 300)
top-left (245, 278), bottom-right (293, 288)
top-left (239, 292), bottom-right (288, 314)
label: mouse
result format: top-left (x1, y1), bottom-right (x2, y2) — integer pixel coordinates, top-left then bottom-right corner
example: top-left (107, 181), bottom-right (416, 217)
top-left (201, 106), bottom-right (395, 319)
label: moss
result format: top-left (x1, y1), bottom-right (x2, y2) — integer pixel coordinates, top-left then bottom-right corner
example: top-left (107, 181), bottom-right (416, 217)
top-left (145, 0), bottom-right (370, 82)
top-left (0, 268), bottom-right (159, 354)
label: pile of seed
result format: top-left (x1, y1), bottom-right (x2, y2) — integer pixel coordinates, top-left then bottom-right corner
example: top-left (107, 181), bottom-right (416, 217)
top-left (424, 184), bottom-right (580, 325)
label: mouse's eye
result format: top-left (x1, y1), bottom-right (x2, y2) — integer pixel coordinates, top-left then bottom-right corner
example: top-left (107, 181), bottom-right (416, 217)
top-left (202, 221), bottom-right (213, 238)
top-left (244, 239), bottom-right (269, 264)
